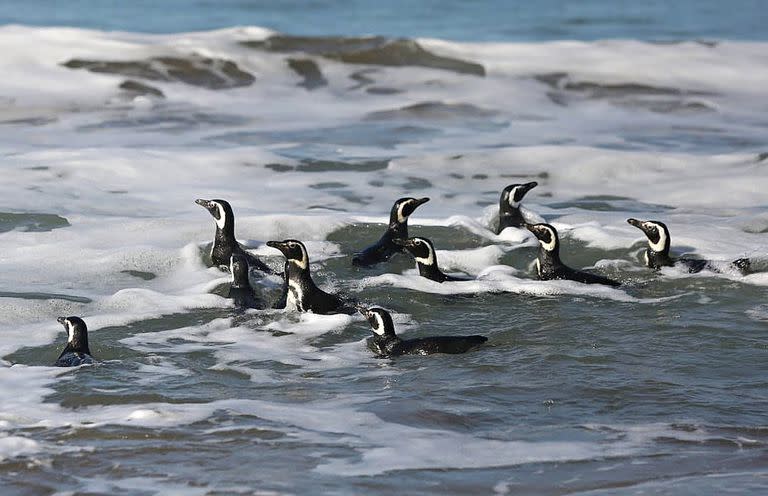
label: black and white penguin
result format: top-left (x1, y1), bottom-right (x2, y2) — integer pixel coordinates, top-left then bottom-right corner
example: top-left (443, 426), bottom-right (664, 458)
top-left (55, 316), bottom-right (94, 367)
top-left (627, 218), bottom-right (751, 274)
top-left (496, 182), bottom-right (538, 234)
top-left (227, 254), bottom-right (264, 310)
top-left (352, 197), bottom-right (430, 267)
top-left (394, 236), bottom-right (469, 283)
top-left (360, 307), bottom-right (487, 357)
top-left (267, 239), bottom-right (356, 314)
top-left (526, 223), bottom-right (621, 287)
top-left (195, 198), bottom-right (274, 273)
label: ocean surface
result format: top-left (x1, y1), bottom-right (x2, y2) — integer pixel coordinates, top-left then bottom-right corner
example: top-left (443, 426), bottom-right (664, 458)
top-left (1, 2), bottom-right (767, 495)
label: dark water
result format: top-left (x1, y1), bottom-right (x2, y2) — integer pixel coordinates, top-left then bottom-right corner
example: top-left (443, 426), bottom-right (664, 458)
top-left (0, 2), bottom-right (767, 495)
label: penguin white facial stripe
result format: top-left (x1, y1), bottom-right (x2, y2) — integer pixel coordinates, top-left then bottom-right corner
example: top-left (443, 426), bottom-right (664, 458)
top-left (508, 187), bottom-right (521, 207)
top-left (645, 222), bottom-right (667, 252)
top-left (214, 202), bottom-right (227, 230)
top-left (371, 312), bottom-right (386, 335)
top-left (413, 242), bottom-right (436, 266)
top-left (396, 202), bottom-right (408, 224)
top-left (288, 243), bottom-right (309, 269)
top-left (538, 227), bottom-right (557, 252)
top-left (65, 320), bottom-right (74, 343)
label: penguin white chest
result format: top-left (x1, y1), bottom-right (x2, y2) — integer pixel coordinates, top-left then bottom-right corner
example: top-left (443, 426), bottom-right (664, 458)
top-left (287, 280), bottom-right (304, 312)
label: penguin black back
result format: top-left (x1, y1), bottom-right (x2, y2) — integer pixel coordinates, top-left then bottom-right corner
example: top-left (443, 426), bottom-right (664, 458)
top-left (627, 218), bottom-right (751, 274)
top-left (496, 181), bottom-right (537, 234)
top-left (360, 307), bottom-right (487, 358)
top-left (352, 197), bottom-right (430, 267)
top-left (55, 316), bottom-right (94, 367)
top-left (228, 254), bottom-right (264, 310)
top-left (526, 223), bottom-right (621, 287)
top-left (195, 198), bottom-right (273, 273)
top-left (267, 239), bottom-right (355, 315)
top-left (394, 236), bottom-right (468, 283)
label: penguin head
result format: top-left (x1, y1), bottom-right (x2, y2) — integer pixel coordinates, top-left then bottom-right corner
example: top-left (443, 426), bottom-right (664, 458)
top-left (229, 253), bottom-right (250, 286)
top-left (525, 223), bottom-right (560, 252)
top-left (393, 236), bottom-right (436, 266)
top-left (266, 239), bottom-right (309, 269)
top-left (627, 218), bottom-right (670, 254)
top-left (57, 316), bottom-right (90, 354)
top-left (195, 198), bottom-right (234, 231)
top-left (358, 307), bottom-right (397, 337)
top-left (500, 181), bottom-right (538, 209)
top-left (390, 197), bottom-right (430, 225)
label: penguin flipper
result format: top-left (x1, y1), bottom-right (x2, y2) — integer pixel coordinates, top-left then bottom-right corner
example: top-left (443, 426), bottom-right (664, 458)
top-left (352, 235), bottom-right (399, 267)
top-left (237, 246), bottom-right (275, 275)
top-left (55, 352), bottom-right (94, 367)
top-left (571, 269), bottom-right (621, 287)
top-left (677, 258), bottom-right (709, 274)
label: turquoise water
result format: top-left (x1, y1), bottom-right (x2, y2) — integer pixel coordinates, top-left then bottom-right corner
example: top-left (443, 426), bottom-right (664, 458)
top-left (0, 0), bottom-right (766, 40)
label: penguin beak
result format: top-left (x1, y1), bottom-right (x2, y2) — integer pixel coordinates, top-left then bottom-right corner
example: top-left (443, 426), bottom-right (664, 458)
top-left (266, 241), bottom-right (287, 254)
top-left (195, 199), bottom-right (215, 212)
top-left (355, 304), bottom-right (370, 317)
top-left (56, 316), bottom-right (66, 325)
top-left (415, 197), bottom-right (430, 207)
top-left (627, 218), bottom-right (650, 234)
top-left (524, 223), bottom-right (543, 239)
top-left (521, 181), bottom-right (538, 193)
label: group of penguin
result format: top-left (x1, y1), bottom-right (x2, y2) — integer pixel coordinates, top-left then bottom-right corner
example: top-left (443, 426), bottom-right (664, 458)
top-left (53, 181), bottom-right (756, 367)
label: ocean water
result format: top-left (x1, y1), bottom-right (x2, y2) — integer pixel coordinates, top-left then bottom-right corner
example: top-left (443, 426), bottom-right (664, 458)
top-left (1, 2), bottom-right (768, 495)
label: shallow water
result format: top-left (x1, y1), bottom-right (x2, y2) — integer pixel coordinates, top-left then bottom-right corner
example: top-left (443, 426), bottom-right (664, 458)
top-left (1, 4), bottom-right (768, 495)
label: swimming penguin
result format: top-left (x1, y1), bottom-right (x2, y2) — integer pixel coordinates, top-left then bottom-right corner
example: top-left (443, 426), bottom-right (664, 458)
top-left (55, 316), bottom-right (94, 367)
top-left (627, 218), bottom-right (751, 274)
top-left (267, 239), bottom-right (356, 314)
top-left (496, 182), bottom-right (538, 234)
top-left (352, 197), bottom-right (430, 267)
top-left (526, 223), bottom-right (621, 287)
top-left (393, 236), bottom-right (470, 282)
top-left (227, 254), bottom-right (264, 310)
top-left (360, 307), bottom-right (487, 357)
top-left (195, 198), bottom-right (274, 273)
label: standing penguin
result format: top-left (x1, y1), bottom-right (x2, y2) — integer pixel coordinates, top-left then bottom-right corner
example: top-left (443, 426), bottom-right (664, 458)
top-left (227, 254), bottom-right (264, 310)
top-left (55, 316), bottom-right (94, 367)
top-left (526, 223), bottom-right (621, 287)
top-left (496, 182), bottom-right (538, 234)
top-left (360, 307), bottom-right (487, 357)
top-left (267, 239), bottom-right (356, 314)
top-left (195, 198), bottom-right (274, 273)
top-left (394, 236), bottom-right (470, 282)
top-left (352, 197), bottom-right (430, 267)
top-left (627, 218), bottom-right (751, 274)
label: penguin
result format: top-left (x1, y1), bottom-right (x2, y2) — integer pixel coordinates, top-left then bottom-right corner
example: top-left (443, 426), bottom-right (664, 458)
top-left (55, 316), bottom-right (94, 367)
top-left (195, 198), bottom-right (274, 273)
top-left (525, 223), bottom-right (621, 287)
top-left (352, 197), bottom-right (430, 267)
top-left (267, 239), bottom-right (356, 314)
top-left (360, 307), bottom-right (487, 357)
top-left (227, 254), bottom-right (264, 310)
top-left (496, 181), bottom-right (538, 234)
top-left (627, 218), bottom-right (751, 274)
top-left (393, 236), bottom-right (470, 282)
